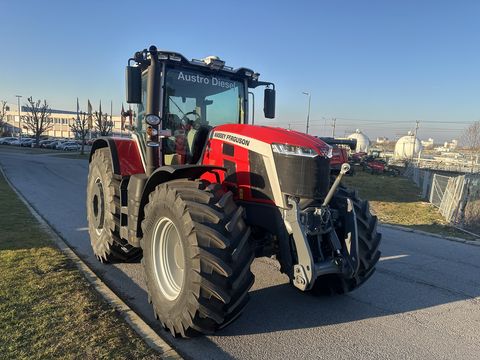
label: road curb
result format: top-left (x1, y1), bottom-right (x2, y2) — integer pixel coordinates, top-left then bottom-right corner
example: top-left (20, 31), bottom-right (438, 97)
top-left (0, 166), bottom-right (182, 359)
top-left (379, 223), bottom-right (480, 247)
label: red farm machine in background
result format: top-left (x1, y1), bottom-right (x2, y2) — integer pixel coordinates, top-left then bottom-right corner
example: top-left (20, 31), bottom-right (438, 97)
top-left (86, 46), bottom-right (381, 337)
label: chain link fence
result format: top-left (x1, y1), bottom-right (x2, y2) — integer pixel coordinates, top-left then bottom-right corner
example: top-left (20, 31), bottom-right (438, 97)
top-left (430, 174), bottom-right (450, 207)
top-left (404, 164), bottom-right (480, 235)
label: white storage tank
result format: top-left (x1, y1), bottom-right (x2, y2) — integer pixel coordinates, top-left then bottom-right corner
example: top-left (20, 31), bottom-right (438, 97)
top-left (394, 131), bottom-right (422, 159)
top-left (347, 129), bottom-right (370, 153)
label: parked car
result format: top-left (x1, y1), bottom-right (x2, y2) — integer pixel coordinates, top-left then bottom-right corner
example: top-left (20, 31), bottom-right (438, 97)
top-left (0, 137), bottom-right (17, 145)
top-left (57, 141), bottom-right (78, 151)
top-left (39, 139), bottom-right (54, 147)
top-left (63, 143), bottom-right (81, 151)
top-left (8, 139), bottom-right (21, 146)
top-left (40, 141), bottom-right (54, 148)
top-left (20, 138), bottom-right (35, 147)
top-left (46, 140), bottom-right (63, 149)
top-left (14, 138), bottom-right (28, 146)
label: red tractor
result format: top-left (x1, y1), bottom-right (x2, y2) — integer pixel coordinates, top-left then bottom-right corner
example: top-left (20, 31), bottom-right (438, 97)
top-left (319, 137), bottom-right (357, 176)
top-left (86, 46), bottom-right (381, 337)
top-left (362, 153), bottom-right (400, 176)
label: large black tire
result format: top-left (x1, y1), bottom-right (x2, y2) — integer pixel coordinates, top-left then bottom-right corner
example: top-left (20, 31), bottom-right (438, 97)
top-left (86, 148), bottom-right (141, 262)
top-left (141, 179), bottom-right (254, 337)
top-left (310, 186), bottom-right (381, 295)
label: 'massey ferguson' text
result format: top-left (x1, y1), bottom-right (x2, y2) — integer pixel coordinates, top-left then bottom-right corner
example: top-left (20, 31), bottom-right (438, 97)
top-left (214, 132), bottom-right (251, 146)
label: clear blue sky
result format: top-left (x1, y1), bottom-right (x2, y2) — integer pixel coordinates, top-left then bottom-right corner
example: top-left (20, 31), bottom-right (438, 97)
top-left (1, 0), bottom-right (479, 142)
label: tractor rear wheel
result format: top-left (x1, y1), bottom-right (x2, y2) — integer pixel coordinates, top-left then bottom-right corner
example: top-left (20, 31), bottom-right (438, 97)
top-left (141, 179), bottom-right (254, 337)
top-left (310, 186), bottom-right (381, 295)
top-left (86, 148), bottom-right (141, 262)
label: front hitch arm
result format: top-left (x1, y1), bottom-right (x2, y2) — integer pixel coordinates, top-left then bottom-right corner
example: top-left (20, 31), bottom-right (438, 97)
top-left (284, 198), bottom-right (316, 291)
top-left (323, 163), bottom-right (350, 207)
top-left (283, 163), bottom-right (359, 291)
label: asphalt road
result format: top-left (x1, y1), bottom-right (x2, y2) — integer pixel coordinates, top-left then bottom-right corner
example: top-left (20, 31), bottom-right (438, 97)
top-left (1, 146), bottom-right (480, 360)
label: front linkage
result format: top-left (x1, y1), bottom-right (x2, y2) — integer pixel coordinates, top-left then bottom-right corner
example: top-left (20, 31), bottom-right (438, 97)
top-left (284, 163), bottom-right (359, 291)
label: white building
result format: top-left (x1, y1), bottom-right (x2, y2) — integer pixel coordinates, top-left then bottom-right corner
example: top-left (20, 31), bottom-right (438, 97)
top-left (376, 136), bottom-right (389, 144)
top-left (421, 138), bottom-right (434, 148)
top-left (3, 106), bottom-right (125, 139)
top-left (434, 139), bottom-right (459, 152)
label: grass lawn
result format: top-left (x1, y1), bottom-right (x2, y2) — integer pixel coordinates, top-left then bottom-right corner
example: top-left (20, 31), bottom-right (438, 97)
top-left (0, 172), bottom-right (159, 359)
top-left (341, 169), bottom-right (477, 240)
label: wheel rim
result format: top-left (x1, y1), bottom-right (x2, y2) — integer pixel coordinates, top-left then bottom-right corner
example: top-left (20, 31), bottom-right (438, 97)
top-left (152, 217), bottom-right (185, 301)
top-left (91, 177), bottom-right (105, 235)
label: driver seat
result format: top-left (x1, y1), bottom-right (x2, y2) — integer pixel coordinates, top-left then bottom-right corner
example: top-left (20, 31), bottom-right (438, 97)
top-left (187, 125), bottom-right (210, 164)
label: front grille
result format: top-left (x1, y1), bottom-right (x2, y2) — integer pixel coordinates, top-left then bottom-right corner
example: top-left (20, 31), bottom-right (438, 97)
top-left (273, 153), bottom-right (330, 199)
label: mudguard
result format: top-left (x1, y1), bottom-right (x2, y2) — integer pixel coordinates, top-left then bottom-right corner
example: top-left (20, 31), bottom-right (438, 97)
top-left (136, 164), bottom-right (226, 237)
top-left (89, 138), bottom-right (144, 176)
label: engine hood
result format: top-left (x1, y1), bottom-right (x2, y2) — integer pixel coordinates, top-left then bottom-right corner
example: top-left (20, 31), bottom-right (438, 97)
top-left (213, 124), bottom-right (331, 157)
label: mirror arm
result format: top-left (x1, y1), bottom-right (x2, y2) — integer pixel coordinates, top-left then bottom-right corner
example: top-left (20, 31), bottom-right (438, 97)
top-left (248, 91), bottom-right (255, 125)
top-left (252, 81), bottom-right (275, 90)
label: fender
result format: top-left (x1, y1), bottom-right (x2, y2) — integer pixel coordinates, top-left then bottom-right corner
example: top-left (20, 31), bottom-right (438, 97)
top-left (89, 138), bottom-right (144, 176)
top-left (136, 164), bottom-right (225, 237)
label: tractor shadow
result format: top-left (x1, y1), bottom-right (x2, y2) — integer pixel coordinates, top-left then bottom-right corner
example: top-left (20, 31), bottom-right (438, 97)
top-left (217, 242), bottom-right (480, 337)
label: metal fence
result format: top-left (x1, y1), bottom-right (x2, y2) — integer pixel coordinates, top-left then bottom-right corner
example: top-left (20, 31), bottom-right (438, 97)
top-left (430, 174), bottom-right (450, 208)
top-left (404, 164), bottom-right (480, 234)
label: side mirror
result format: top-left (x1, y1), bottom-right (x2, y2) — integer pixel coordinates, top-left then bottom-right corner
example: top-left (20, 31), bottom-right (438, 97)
top-left (126, 66), bottom-right (142, 104)
top-left (264, 88), bottom-right (275, 119)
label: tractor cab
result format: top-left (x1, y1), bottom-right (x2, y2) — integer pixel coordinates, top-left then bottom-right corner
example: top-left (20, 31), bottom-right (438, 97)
top-left (126, 46), bottom-right (275, 173)
top-left (157, 68), bottom-right (244, 165)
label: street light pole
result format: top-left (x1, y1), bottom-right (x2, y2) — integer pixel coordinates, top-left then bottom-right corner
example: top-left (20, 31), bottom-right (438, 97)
top-left (302, 92), bottom-right (311, 134)
top-left (15, 95), bottom-right (22, 139)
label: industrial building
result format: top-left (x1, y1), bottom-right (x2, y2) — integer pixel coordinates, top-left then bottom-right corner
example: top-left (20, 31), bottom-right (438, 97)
top-left (2, 106), bottom-right (125, 139)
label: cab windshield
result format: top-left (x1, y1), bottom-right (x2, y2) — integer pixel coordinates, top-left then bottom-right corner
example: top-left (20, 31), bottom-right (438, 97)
top-left (164, 68), bottom-right (244, 128)
top-left (162, 69), bottom-right (244, 164)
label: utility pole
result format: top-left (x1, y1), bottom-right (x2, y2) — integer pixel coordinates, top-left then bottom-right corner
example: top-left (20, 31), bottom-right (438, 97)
top-left (302, 91), bottom-right (311, 134)
top-left (413, 120), bottom-right (419, 139)
top-left (412, 120), bottom-right (420, 161)
top-left (331, 118), bottom-right (336, 137)
top-left (110, 100), bottom-right (113, 135)
top-left (15, 95), bottom-right (22, 139)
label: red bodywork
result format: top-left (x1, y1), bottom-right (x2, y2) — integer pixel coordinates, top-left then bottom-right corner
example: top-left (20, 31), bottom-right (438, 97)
top-left (367, 160), bottom-right (386, 172)
top-left (207, 124), bottom-right (331, 152)
top-left (330, 147), bottom-right (348, 168)
top-left (109, 138), bottom-right (144, 176)
top-left (103, 125), bottom-right (340, 205)
top-left (200, 124), bottom-right (332, 204)
top-left (364, 159), bottom-right (387, 174)
top-left (350, 152), bottom-right (368, 164)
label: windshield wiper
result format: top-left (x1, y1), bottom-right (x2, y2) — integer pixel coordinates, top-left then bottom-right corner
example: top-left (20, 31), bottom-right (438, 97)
top-left (168, 96), bottom-right (186, 117)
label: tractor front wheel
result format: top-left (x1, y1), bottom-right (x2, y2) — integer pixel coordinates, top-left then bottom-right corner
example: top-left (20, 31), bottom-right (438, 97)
top-left (310, 186), bottom-right (381, 295)
top-left (86, 148), bottom-right (141, 262)
top-left (141, 179), bottom-right (254, 337)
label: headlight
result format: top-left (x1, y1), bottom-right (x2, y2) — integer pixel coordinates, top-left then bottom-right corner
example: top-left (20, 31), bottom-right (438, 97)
top-left (271, 143), bottom-right (318, 158)
top-left (145, 114), bottom-right (161, 126)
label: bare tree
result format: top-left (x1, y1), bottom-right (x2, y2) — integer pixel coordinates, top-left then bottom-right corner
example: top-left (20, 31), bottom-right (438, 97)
top-left (0, 100), bottom-right (9, 135)
top-left (69, 112), bottom-right (90, 154)
top-left (94, 111), bottom-right (113, 136)
top-left (22, 97), bottom-right (53, 146)
top-left (461, 120), bottom-right (480, 171)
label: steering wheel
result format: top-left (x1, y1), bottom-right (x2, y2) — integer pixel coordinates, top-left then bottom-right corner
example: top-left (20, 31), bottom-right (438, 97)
top-left (182, 110), bottom-right (205, 130)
